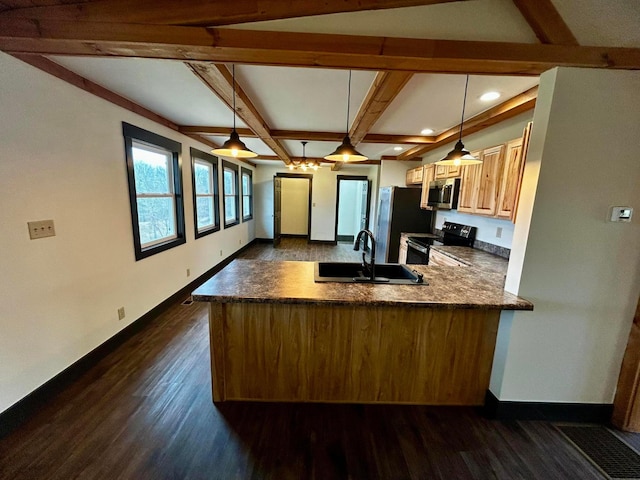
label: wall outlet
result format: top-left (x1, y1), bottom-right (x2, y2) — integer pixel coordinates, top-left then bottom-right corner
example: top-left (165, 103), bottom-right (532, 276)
top-left (220, 250), bottom-right (223, 256)
top-left (186, 268), bottom-right (191, 277)
top-left (496, 227), bottom-right (503, 238)
top-left (117, 307), bottom-right (125, 320)
top-left (239, 239), bottom-right (242, 244)
top-left (28, 219), bottom-right (56, 239)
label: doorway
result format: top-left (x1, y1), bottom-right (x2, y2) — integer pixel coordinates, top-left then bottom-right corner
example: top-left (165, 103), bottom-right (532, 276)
top-left (335, 175), bottom-right (371, 244)
top-left (273, 173), bottom-right (313, 247)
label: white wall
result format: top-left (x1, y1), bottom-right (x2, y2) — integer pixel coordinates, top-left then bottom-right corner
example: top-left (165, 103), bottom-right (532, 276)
top-left (491, 67), bottom-right (640, 403)
top-left (254, 165), bottom-right (379, 241)
top-left (422, 111), bottom-right (534, 250)
top-left (0, 53), bottom-right (255, 414)
top-left (379, 159), bottom-right (422, 187)
top-left (281, 177), bottom-right (310, 235)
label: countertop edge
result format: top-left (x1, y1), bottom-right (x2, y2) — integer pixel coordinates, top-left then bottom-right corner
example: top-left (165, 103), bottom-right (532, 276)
top-left (191, 293), bottom-right (534, 310)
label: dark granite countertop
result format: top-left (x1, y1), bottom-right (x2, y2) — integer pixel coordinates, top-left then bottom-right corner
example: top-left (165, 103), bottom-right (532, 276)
top-left (192, 259), bottom-right (532, 310)
top-left (430, 246), bottom-right (509, 274)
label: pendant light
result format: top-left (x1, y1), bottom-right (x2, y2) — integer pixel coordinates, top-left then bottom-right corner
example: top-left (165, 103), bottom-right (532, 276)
top-left (212, 64), bottom-right (257, 159)
top-left (288, 141), bottom-right (322, 171)
top-left (324, 71), bottom-right (368, 163)
top-left (435, 75), bottom-right (482, 167)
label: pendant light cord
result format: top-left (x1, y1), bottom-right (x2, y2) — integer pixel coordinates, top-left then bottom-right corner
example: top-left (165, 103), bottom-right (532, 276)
top-left (459, 74), bottom-right (469, 143)
top-left (346, 70), bottom-right (352, 133)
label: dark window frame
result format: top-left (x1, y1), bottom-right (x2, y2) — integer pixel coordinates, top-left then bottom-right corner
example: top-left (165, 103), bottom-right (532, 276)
top-left (222, 160), bottom-right (240, 228)
top-left (190, 148), bottom-right (220, 239)
top-left (122, 122), bottom-right (185, 261)
top-left (241, 167), bottom-right (254, 222)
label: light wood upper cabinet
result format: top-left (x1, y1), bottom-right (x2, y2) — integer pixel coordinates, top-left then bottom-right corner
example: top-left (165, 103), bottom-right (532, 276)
top-left (496, 137), bottom-right (524, 220)
top-left (473, 144), bottom-right (505, 216)
top-left (457, 151), bottom-right (482, 214)
top-left (405, 166), bottom-right (423, 185)
top-left (420, 164), bottom-right (435, 209)
top-left (434, 164), bottom-right (448, 180)
top-left (434, 164), bottom-right (462, 180)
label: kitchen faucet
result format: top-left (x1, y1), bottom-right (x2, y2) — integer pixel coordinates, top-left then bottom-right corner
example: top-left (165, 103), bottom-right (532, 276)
top-left (353, 229), bottom-right (376, 281)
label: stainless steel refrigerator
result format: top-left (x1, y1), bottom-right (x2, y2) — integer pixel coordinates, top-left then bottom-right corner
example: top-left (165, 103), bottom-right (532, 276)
top-left (375, 186), bottom-right (434, 263)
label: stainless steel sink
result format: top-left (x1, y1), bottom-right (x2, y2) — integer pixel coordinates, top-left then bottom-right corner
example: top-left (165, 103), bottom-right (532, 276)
top-left (314, 262), bottom-right (427, 285)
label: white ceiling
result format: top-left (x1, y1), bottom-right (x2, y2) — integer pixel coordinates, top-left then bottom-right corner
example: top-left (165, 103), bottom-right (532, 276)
top-left (41, 0), bottom-right (639, 165)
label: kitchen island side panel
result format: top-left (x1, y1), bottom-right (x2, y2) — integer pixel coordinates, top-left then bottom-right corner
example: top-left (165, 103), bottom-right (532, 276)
top-left (209, 302), bottom-right (500, 405)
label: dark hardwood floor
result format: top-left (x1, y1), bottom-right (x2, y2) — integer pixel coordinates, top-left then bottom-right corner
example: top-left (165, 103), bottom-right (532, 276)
top-left (0, 239), bottom-right (607, 479)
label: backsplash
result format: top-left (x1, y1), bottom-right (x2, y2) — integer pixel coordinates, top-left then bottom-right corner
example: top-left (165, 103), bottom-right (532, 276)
top-left (435, 229), bottom-right (511, 259)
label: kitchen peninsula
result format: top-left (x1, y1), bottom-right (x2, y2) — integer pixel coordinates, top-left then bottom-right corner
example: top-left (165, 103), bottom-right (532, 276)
top-left (192, 258), bottom-right (532, 406)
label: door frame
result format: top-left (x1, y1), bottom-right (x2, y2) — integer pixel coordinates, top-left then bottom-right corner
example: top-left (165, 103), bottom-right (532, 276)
top-left (275, 173), bottom-right (313, 240)
top-left (334, 175), bottom-right (372, 243)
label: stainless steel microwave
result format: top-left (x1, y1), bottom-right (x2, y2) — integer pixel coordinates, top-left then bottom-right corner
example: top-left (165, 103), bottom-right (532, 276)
top-left (427, 178), bottom-right (460, 210)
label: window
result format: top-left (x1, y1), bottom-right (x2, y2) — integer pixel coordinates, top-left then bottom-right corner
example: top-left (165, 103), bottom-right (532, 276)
top-left (222, 160), bottom-right (239, 228)
top-left (190, 148), bottom-right (220, 238)
top-left (241, 167), bottom-right (253, 221)
top-left (123, 122), bottom-right (185, 260)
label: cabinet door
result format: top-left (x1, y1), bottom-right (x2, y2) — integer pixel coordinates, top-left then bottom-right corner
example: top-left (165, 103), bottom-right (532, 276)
top-left (414, 166), bottom-right (424, 183)
top-left (420, 165), bottom-right (435, 209)
top-left (474, 145), bottom-right (505, 216)
top-left (447, 164), bottom-right (462, 178)
top-left (434, 164), bottom-right (448, 180)
top-left (406, 168), bottom-right (414, 186)
top-left (457, 151), bottom-right (481, 213)
top-left (496, 138), bottom-right (524, 220)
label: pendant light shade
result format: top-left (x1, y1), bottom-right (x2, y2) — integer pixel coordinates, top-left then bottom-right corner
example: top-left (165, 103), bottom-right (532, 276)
top-left (213, 130), bottom-right (258, 158)
top-left (435, 75), bottom-right (481, 167)
top-left (212, 64), bottom-right (257, 159)
top-left (324, 71), bottom-right (368, 163)
top-left (324, 135), bottom-right (368, 162)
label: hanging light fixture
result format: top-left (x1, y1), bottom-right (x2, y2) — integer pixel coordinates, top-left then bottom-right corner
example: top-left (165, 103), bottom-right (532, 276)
top-left (324, 71), bottom-right (368, 163)
top-left (288, 141), bottom-right (322, 171)
top-left (212, 64), bottom-right (257, 159)
top-left (435, 75), bottom-right (482, 167)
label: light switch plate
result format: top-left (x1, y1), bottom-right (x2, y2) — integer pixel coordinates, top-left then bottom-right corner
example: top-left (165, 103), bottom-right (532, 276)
top-left (609, 206), bottom-right (633, 223)
top-left (28, 220), bottom-right (56, 239)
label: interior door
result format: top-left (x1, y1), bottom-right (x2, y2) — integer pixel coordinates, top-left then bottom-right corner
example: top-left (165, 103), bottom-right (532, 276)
top-left (359, 180), bottom-right (370, 231)
top-left (273, 176), bottom-right (282, 247)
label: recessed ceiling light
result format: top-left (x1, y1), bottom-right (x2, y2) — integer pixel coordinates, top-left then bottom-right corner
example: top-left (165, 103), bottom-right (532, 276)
top-left (420, 128), bottom-right (434, 135)
top-left (480, 91), bottom-right (501, 102)
top-left (394, 146), bottom-right (403, 151)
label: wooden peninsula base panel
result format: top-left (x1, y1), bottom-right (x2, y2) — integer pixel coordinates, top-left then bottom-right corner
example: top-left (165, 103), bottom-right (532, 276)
top-left (209, 302), bottom-right (500, 405)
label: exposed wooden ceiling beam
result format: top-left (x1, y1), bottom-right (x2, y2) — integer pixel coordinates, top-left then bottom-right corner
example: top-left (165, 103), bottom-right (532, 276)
top-left (397, 86), bottom-right (538, 160)
top-left (349, 71), bottom-right (413, 145)
top-left (11, 54), bottom-right (264, 166)
top-left (512, 0), bottom-right (578, 46)
top-left (9, 53), bottom-right (262, 166)
top-left (2, 22), bottom-right (639, 75)
top-left (179, 126), bottom-right (437, 144)
top-left (0, 0), bottom-right (466, 26)
top-left (255, 155), bottom-right (380, 166)
top-left (186, 62), bottom-right (292, 164)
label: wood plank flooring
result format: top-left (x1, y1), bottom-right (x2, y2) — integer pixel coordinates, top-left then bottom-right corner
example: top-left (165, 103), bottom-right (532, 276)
top-left (0, 239), bottom-right (609, 479)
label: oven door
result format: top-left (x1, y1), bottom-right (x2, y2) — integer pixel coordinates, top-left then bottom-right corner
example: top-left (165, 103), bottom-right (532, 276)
top-left (406, 240), bottom-right (430, 264)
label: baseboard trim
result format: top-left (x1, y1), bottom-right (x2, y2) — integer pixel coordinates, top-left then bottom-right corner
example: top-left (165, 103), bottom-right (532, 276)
top-left (337, 235), bottom-right (354, 242)
top-left (255, 238), bottom-right (273, 244)
top-left (281, 234), bottom-right (308, 239)
top-left (483, 390), bottom-right (613, 423)
top-left (308, 239), bottom-right (338, 246)
top-left (0, 239), bottom-right (256, 439)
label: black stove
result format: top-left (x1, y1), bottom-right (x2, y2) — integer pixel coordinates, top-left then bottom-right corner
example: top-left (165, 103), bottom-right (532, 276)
top-left (405, 222), bottom-right (476, 264)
